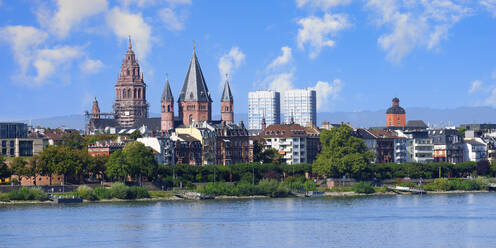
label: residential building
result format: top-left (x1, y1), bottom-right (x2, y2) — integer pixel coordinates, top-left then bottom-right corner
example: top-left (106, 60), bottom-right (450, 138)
top-left (282, 89), bottom-right (317, 126)
top-left (386, 97), bottom-right (406, 128)
top-left (87, 143), bottom-right (124, 157)
top-left (248, 90), bottom-right (280, 131)
top-left (397, 130), bottom-right (433, 163)
top-left (429, 129), bottom-right (464, 163)
top-left (257, 122), bottom-right (320, 164)
top-left (464, 138), bottom-right (488, 162)
top-left (170, 133), bottom-right (202, 165)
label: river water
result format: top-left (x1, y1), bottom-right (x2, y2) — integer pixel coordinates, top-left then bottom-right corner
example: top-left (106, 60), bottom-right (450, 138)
top-left (1, 193), bottom-right (495, 248)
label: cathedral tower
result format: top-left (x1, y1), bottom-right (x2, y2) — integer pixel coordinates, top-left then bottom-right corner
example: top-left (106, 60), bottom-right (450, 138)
top-left (161, 75), bottom-right (174, 133)
top-left (90, 97), bottom-right (100, 119)
top-left (220, 76), bottom-right (234, 124)
top-left (178, 47), bottom-right (212, 126)
top-left (113, 37), bottom-right (149, 127)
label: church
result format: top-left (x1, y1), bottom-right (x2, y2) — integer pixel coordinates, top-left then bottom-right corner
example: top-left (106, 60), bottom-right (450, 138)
top-left (86, 38), bottom-right (235, 135)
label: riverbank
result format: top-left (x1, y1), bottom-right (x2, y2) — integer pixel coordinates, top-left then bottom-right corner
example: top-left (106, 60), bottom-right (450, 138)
top-left (1, 190), bottom-right (493, 205)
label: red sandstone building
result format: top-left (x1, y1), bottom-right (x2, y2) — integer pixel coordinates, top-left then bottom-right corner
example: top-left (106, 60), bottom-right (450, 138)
top-left (386, 97), bottom-right (406, 127)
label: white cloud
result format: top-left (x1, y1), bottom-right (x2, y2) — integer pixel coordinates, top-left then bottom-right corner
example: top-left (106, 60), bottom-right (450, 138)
top-left (106, 7), bottom-right (152, 60)
top-left (158, 8), bottom-right (186, 31)
top-left (268, 46), bottom-right (292, 70)
top-left (481, 0), bottom-right (496, 17)
top-left (0, 25), bottom-right (48, 75)
top-left (80, 59), bottom-right (104, 74)
top-left (297, 13), bottom-right (351, 59)
top-left (33, 46), bottom-right (84, 83)
top-left (267, 72), bottom-right (295, 93)
top-left (218, 47), bottom-right (246, 87)
top-left (46, 0), bottom-right (108, 38)
top-left (296, 0), bottom-right (351, 10)
top-left (366, 0), bottom-right (472, 63)
top-left (310, 79), bottom-right (343, 110)
top-left (469, 80), bottom-right (482, 93)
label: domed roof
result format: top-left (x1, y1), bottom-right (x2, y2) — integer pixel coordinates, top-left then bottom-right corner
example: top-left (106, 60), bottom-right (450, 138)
top-left (386, 97), bottom-right (405, 114)
top-left (386, 106), bottom-right (405, 114)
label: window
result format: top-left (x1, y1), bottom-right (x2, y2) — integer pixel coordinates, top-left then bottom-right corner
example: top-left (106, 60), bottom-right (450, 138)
top-left (1, 141), bottom-right (5, 147)
top-left (138, 89), bottom-right (141, 99)
top-left (128, 89), bottom-right (132, 99)
top-left (123, 89), bottom-right (126, 98)
top-left (9, 141), bottom-right (14, 147)
top-left (134, 88), bottom-right (137, 99)
top-left (10, 148), bottom-right (14, 156)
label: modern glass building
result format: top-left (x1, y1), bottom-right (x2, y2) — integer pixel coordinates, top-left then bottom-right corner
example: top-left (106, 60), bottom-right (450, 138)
top-left (248, 90), bottom-right (281, 131)
top-left (282, 89), bottom-right (317, 126)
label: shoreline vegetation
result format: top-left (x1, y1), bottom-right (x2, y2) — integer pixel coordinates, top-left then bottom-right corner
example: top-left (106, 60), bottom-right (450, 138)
top-left (0, 178), bottom-right (492, 206)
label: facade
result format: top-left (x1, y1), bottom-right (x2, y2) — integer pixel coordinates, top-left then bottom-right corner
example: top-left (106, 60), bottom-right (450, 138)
top-left (87, 143), bottom-right (124, 157)
top-left (257, 122), bottom-right (320, 164)
top-left (464, 138), bottom-right (488, 162)
top-left (282, 89), bottom-right (317, 126)
top-left (386, 97), bottom-right (406, 128)
top-left (170, 133), bottom-right (202, 165)
top-left (213, 122), bottom-right (253, 165)
top-left (0, 123), bottom-right (45, 157)
top-left (429, 129), bottom-right (464, 163)
top-left (248, 90), bottom-right (281, 131)
top-left (113, 38), bottom-right (149, 127)
top-left (397, 130), bottom-right (433, 163)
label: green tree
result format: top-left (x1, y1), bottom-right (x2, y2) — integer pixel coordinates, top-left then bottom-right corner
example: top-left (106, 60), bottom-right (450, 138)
top-left (10, 157), bottom-right (28, 183)
top-left (106, 150), bottom-right (128, 181)
top-left (0, 156), bottom-right (11, 179)
top-left (62, 132), bottom-right (85, 150)
top-left (458, 127), bottom-right (466, 138)
top-left (312, 126), bottom-right (375, 179)
top-left (261, 148), bottom-right (283, 165)
top-left (129, 130), bottom-right (142, 140)
top-left (123, 141), bottom-right (158, 184)
top-left (252, 138), bottom-right (265, 163)
top-left (37, 146), bottom-right (86, 184)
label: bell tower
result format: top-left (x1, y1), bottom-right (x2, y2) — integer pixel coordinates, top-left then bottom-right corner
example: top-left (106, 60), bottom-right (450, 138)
top-left (113, 37), bottom-right (149, 127)
top-left (161, 75), bottom-right (174, 133)
top-left (220, 75), bottom-right (234, 124)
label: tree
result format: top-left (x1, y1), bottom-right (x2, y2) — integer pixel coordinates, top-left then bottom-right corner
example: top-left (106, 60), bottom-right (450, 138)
top-left (62, 132), bottom-right (85, 150)
top-left (37, 146), bottom-right (86, 184)
top-left (260, 148), bottom-right (283, 165)
top-left (252, 138), bottom-right (265, 163)
top-left (129, 130), bottom-right (142, 140)
top-left (10, 157), bottom-right (28, 183)
top-left (0, 156), bottom-right (11, 180)
top-left (123, 141), bottom-right (158, 184)
top-left (458, 127), bottom-right (466, 139)
top-left (312, 126), bottom-right (375, 179)
top-left (106, 150), bottom-right (128, 182)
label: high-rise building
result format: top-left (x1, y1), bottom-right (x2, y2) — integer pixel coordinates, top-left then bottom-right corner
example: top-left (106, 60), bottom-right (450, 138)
top-left (282, 89), bottom-right (316, 126)
top-left (248, 90), bottom-right (281, 131)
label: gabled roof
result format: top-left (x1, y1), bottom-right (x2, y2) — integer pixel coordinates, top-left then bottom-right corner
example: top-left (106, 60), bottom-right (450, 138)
top-left (221, 79), bottom-right (233, 102)
top-left (178, 49), bottom-right (212, 102)
top-left (161, 77), bottom-right (174, 102)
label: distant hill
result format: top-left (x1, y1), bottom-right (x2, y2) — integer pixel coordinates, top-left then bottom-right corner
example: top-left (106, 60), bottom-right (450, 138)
top-left (14, 106), bottom-right (496, 130)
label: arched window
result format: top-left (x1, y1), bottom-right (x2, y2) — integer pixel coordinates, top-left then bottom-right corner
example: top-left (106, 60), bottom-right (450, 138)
top-left (128, 89), bottom-right (131, 99)
top-left (123, 89), bottom-right (126, 98)
top-left (134, 89), bottom-right (137, 99)
top-left (162, 105), bottom-right (165, 112)
top-left (126, 69), bottom-right (130, 76)
top-left (138, 89), bottom-right (141, 99)
top-left (167, 105), bottom-right (171, 112)
top-left (189, 114), bottom-right (193, 124)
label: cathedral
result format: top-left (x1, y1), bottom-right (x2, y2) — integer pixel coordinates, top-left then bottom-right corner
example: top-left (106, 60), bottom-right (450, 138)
top-left (86, 38), bottom-right (235, 134)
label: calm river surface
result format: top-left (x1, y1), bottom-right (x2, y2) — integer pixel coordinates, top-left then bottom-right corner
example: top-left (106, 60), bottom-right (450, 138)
top-left (1, 193), bottom-right (496, 248)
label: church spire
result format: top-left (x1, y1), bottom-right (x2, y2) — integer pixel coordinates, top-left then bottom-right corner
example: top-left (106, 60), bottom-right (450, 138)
top-left (128, 36), bottom-right (132, 50)
top-left (162, 74), bottom-right (174, 102)
top-left (221, 74), bottom-right (233, 102)
top-left (178, 46), bottom-right (212, 103)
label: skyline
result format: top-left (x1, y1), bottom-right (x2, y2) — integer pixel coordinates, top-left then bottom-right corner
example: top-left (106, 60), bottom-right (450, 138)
top-left (1, 0), bottom-right (496, 121)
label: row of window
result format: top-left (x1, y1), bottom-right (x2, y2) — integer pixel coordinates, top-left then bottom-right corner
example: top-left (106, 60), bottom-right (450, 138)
top-left (120, 88), bottom-right (143, 99)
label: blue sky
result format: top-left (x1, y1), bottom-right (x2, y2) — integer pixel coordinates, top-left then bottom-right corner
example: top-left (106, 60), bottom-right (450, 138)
top-left (1, 0), bottom-right (496, 121)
